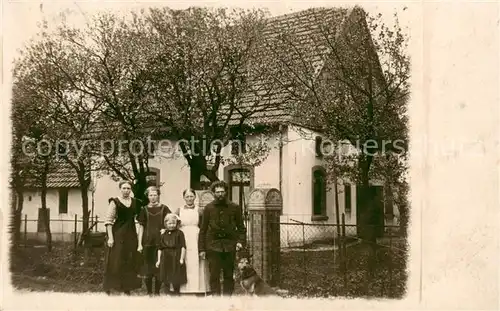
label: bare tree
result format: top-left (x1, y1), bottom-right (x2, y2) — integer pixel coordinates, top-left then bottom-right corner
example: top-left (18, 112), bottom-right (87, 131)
top-left (16, 11), bottom-right (159, 203)
top-left (12, 24), bottom-right (107, 232)
top-left (11, 73), bottom-right (58, 251)
top-left (266, 6), bottom-right (409, 275)
top-left (9, 82), bottom-right (37, 246)
top-left (144, 7), bottom-right (281, 189)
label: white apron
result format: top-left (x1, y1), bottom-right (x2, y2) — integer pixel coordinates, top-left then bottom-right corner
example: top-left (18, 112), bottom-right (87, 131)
top-left (179, 205), bottom-right (210, 293)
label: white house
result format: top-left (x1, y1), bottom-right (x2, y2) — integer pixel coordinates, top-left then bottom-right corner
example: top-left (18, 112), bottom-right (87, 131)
top-left (19, 7), bottom-right (400, 245)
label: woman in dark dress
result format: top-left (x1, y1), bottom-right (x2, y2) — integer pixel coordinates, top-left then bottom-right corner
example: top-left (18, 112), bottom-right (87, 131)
top-left (137, 186), bottom-right (171, 296)
top-left (155, 213), bottom-right (187, 295)
top-left (103, 180), bottom-right (142, 295)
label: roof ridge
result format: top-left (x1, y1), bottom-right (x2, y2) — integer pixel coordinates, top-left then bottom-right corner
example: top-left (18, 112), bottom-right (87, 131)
top-left (265, 7), bottom-right (336, 22)
top-left (264, 6), bottom-right (355, 25)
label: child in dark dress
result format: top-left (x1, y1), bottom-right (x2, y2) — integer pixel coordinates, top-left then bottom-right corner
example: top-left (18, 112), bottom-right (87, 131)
top-left (155, 213), bottom-right (187, 295)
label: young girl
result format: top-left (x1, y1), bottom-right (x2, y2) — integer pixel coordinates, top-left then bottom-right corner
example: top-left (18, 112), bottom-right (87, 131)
top-left (156, 213), bottom-right (187, 295)
top-left (137, 186), bottom-right (171, 295)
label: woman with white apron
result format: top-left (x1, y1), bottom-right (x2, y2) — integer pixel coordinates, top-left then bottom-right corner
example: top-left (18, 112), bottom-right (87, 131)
top-left (176, 189), bottom-right (210, 295)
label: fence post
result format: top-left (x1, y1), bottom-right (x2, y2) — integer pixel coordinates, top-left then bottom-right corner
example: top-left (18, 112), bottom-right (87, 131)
top-left (341, 213), bottom-right (347, 293)
top-left (74, 214), bottom-right (78, 251)
top-left (389, 231), bottom-right (393, 297)
top-left (247, 188), bottom-right (282, 287)
top-left (24, 214), bottom-right (27, 247)
top-left (95, 215), bottom-right (99, 232)
top-left (341, 214), bottom-right (347, 258)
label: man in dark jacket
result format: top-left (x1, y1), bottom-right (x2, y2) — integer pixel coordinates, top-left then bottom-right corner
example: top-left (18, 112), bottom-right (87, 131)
top-left (198, 180), bottom-right (246, 296)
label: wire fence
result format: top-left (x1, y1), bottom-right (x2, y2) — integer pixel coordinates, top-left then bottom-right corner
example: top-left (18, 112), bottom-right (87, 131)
top-left (242, 213), bottom-right (407, 298)
top-left (18, 214), bottom-right (105, 248)
top-left (12, 213), bottom-right (407, 298)
top-left (268, 217), bottom-right (407, 298)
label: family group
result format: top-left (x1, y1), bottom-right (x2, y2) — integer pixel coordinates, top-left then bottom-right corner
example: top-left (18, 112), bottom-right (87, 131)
top-left (102, 180), bottom-right (247, 297)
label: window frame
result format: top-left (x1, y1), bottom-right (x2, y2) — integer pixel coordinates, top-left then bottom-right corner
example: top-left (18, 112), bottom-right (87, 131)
top-left (228, 168), bottom-right (251, 204)
top-left (145, 167), bottom-right (161, 188)
top-left (311, 166), bottom-right (328, 221)
top-left (344, 183), bottom-right (352, 214)
top-left (58, 188), bottom-right (68, 214)
top-left (223, 164), bottom-right (254, 205)
top-left (230, 133), bottom-right (247, 156)
top-left (315, 136), bottom-right (323, 158)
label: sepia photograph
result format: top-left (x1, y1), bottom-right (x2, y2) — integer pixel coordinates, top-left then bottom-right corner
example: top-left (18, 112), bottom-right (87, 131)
top-left (3, 0), bottom-right (498, 309)
top-left (6, 0), bottom-right (412, 301)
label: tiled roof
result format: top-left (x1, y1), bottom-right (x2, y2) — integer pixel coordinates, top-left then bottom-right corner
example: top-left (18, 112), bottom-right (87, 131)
top-left (25, 160), bottom-right (87, 189)
top-left (84, 8), bottom-right (352, 137)
top-left (229, 7), bottom-right (351, 125)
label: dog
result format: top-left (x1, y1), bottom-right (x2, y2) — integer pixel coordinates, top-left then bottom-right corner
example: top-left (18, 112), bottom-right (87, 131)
top-left (236, 252), bottom-right (277, 296)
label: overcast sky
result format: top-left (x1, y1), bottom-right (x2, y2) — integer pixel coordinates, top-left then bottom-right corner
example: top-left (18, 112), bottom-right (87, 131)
top-left (0, 0), bottom-right (415, 155)
top-left (3, 0), bottom-right (413, 79)
top-left (2, 0), bottom-right (413, 147)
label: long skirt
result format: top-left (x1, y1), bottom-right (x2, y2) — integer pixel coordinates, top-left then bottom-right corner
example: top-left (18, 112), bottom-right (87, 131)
top-left (103, 225), bottom-right (142, 292)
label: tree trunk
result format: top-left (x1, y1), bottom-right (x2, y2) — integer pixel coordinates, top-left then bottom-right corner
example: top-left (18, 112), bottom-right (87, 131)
top-left (81, 183), bottom-right (90, 233)
top-left (76, 161), bottom-right (91, 233)
top-left (40, 187), bottom-right (52, 252)
top-left (384, 182), bottom-right (395, 228)
top-left (357, 161), bottom-right (374, 241)
top-left (189, 155), bottom-right (212, 190)
top-left (10, 188), bottom-right (17, 215)
top-left (12, 189), bottom-right (24, 245)
top-left (190, 166), bottom-right (203, 190)
top-left (204, 169), bottom-right (219, 182)
top-left (357, 183), bottom-right (371, 239)
top-left (132, 177), bottom-right (147, 206)
top-left (398, 202), bottom-right (409, 237)
top-left (357, 157), bottom-right (377, 280)
top-left (333, 178), bottom-right (341, 249)
top-left (40, 164), bottom-right (52, 252)
top-left (358, 181), bottom-right (377, 280)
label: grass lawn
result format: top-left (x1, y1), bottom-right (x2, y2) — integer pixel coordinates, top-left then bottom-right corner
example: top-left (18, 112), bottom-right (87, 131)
top-left (10, 242), bottom-right (249, 295)
top-left (10, 239), bottom-right (407, 299)
top-left (279, 241), bottom-right (408, 299)
top-left (11, 242), bottom-right (105, 293)
top-left (11, 274), bottom-right (102, 293)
